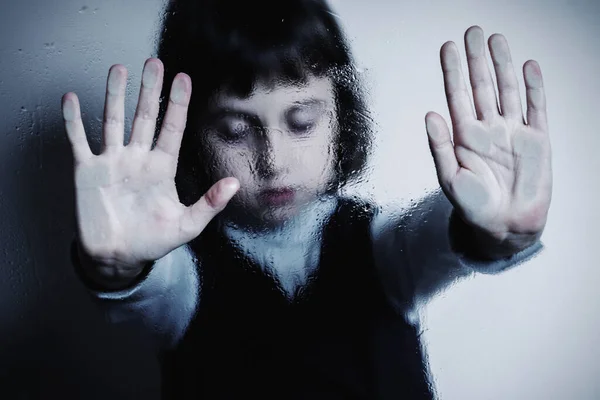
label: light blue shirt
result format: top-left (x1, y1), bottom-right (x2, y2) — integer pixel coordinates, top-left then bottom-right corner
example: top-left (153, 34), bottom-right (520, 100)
top-left (84, 188), bottom-right (544, 349)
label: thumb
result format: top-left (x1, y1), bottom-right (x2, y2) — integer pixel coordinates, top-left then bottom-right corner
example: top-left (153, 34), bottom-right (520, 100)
top-left (179, 177), bottom-right (240, 242)
top-left (425, 111), bottom-right (459, 190)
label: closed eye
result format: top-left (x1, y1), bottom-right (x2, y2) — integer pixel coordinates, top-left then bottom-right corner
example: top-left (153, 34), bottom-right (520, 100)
top-left (210, 113), bottom-right (261, 142)
top-left (285, 106), bottom-right (323, 135)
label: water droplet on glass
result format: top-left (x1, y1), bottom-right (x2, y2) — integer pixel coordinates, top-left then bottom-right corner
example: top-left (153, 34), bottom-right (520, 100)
top-left (20, 106), bottom-right (27, 113)
top-left (79, 6), bottom-right (88, 14)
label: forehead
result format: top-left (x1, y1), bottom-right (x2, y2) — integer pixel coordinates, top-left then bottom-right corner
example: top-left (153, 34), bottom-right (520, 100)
top-left (211, 74), bottom-right (335, 112)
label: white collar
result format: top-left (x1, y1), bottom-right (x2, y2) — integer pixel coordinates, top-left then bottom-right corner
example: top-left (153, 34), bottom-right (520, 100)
top-left (221, 197), bottom-right (338, 298)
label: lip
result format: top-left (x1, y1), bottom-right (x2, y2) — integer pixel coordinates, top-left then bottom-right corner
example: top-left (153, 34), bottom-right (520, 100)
top-left (259, 187), bottom-right (296, 206)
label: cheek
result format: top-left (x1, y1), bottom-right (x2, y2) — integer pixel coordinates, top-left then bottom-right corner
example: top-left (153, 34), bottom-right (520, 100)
top-left (295, 129), bottom-right (336, 182)
top-left (208, 148), bottom-right (257, 206)
top-left (207, 143), bottom-right (253, 182)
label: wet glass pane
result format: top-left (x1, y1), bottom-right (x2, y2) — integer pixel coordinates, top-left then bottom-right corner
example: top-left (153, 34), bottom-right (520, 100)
top-left (0, 0), bottom-right (598, 398)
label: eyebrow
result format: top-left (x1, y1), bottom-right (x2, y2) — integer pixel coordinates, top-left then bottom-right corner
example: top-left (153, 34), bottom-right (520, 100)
top-left (205, 108), bottom-right (261, 125)
top-left (207, 97), bottom-right (327, 121)
top-left (291, 98), bottom-right (326, 107)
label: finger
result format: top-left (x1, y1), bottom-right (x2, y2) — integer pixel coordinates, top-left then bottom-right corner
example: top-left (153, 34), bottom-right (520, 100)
top-left (178, 177), bottom-right (240, 242)
top-left (488, 34), bottom-right (524, 121)
top-left (129, 58), bottom-right (164, 149)
top-left (154, 73), bottom-right (191, 158)
top-left (425, 112), bottom-right (460, 189)
top-left (523, 60), bottom-right (548, 132)
top-left (440, 41), bottom-right (476, 128)
top-left (464, 26), bottom-right (500, 120)
top-left (102, 64), bottom-right (127, 152)
top-left (62, 92), bottom-right (94, 162)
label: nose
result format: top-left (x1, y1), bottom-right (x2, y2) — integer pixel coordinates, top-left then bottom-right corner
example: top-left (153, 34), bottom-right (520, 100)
top-left (255, 127), bottom-right (290, 179)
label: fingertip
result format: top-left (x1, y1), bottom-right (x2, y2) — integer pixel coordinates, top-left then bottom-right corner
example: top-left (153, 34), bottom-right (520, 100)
top-left (440, 41), bottom-right (455, 54)
top-left (425, 112), bottom-right (442, 128)
top-left (440, 42), bottom-right (460, 67)
top-left (109, 63), bottom-right (127, 74)
top-left (108, 64), bottom-right (128, 84)
top-left (107, 64), bottom-right (128, 94)
top-left (142, 59), bottom-right (163, 89)
top-left (425, 112), bottom-right (433, 127)
top-left (62, 92), bottom-right (77, 104)
top-left (425, 114), bottom-right (439, 140)
top-left (146, 57), bottom-right (163, 67)
top-left (524, 60), bottom-right (541, 75)
top-left (170, 73), bottom-right (192, 104)
top-left (425, 112), bottom-right (433, 129)
top-left (204, 178), bottom-right (239, 211)
top-left (62, 93), bottom-right (79, 121)
top-left (466, 25), bottom-right (483, 36)
top-left (524, 60), bottom-right (543, 87)
top-left (488, 33), bottom-right (504, 44)
top-left (174, 72), bottom-right (191, 85)
top-left (144, 58), bottom-right (164, 75)
top-left (220, 177), bottom-right (240, 197)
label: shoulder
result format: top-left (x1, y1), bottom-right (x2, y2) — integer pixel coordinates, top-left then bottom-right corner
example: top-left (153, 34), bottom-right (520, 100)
top-left (332, 195), bottom-right (377, 223)
top-left (329, 195), bottom-right (406, 249)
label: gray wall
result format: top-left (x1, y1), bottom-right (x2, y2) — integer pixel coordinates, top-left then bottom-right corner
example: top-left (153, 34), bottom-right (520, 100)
top-left (0, 0), bottom-right (598, 398)
top-left (0, 0), bottom-right (165, 398)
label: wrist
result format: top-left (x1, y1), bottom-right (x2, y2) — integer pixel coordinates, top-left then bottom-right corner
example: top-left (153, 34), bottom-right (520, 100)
top-left (471, 227), bottom-right (540, 259)
top-left (449, 211), bottom-right (541, 260)
top-left (72, 240), bottom-right (152, 291)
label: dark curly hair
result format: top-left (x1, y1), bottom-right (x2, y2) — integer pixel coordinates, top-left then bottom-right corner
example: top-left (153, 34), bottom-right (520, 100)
top-left (154, 0), bottom-right (373, 206)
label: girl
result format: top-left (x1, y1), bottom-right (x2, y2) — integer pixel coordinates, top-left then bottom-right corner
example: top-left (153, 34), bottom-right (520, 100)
top-left (63, 0), bottom-right (552, 398)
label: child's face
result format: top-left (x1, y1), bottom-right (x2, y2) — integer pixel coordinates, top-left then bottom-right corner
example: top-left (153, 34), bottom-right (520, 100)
top-left (203, 74), bottom-right (337, 227)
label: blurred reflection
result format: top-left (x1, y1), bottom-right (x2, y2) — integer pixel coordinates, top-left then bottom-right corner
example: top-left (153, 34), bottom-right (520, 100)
top-left (67, 0), bottom-right (550, 398)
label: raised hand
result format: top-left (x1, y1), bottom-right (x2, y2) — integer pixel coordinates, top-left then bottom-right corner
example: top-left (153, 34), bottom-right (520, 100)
top-left (62, 58), bottom-right (239, 286)
top-left (425, 26), bottom-right (552, 254)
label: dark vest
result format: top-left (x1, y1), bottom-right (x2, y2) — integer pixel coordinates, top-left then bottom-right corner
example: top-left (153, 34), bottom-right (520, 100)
top-left (160, 199), bottom-right (434, 399)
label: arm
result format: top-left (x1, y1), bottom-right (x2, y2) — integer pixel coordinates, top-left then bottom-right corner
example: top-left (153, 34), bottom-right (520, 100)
top-left (71, 238), bottom-right (200, 350)
top-left (373, 26), bottom-right (552, 313)
top-left (371, 188), bottom-right (544, 313)
top-left (62, 59), bottom-right (239, 349)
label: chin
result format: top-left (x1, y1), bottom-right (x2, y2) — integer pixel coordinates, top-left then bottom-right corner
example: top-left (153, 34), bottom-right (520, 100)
top-left (259, 204), bottom-right (299, 226)
top-left (221, 203), bottom-right (297, 231)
